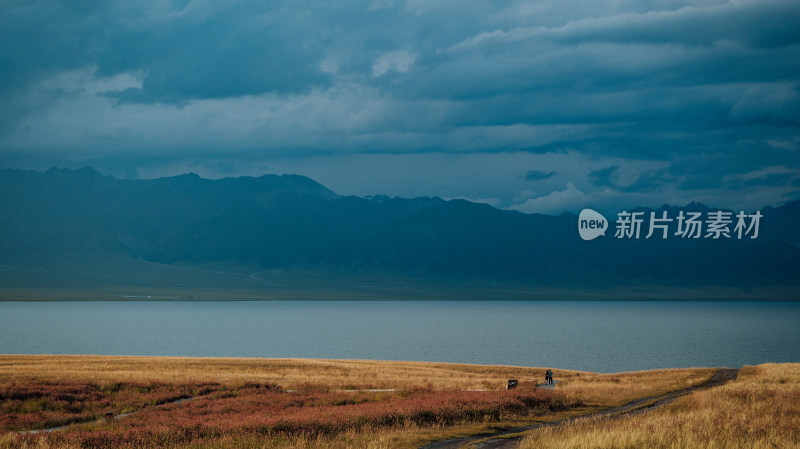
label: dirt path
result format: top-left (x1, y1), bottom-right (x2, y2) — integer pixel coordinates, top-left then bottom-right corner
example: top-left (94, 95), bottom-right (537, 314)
top-left (419, 368), bottom-right (740, 449)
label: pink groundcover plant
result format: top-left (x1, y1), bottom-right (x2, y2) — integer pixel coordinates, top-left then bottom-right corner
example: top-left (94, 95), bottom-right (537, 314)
top-left (3, 381), bottom-right (565, 448)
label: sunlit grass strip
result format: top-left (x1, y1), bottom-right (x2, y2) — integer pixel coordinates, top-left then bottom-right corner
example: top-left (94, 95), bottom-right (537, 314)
top-left (555, 367), bottom-right (716, 407)
top-left (518, 363), bottom-right (800, 449)
top-left (0, 355), bottom-right (560, 390)
top-left (0, 355), bottom-right (713, 395)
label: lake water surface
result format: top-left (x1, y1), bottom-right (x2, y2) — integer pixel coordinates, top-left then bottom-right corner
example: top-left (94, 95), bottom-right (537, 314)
top-left (1, 300), bottom-right (798, 373)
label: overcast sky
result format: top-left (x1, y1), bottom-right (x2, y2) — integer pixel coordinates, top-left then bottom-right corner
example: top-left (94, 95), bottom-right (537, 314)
top-left (1, 0), bottom-right (798, 213)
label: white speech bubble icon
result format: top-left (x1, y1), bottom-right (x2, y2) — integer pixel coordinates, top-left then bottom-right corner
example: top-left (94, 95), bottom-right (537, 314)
top-left (578, 209), bottom-right (608, 241)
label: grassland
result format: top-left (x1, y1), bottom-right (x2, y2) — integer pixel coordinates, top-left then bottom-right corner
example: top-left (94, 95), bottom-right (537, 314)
top-left (0, 356), bottom-right (567, 448)
top-left (518, 363), bottom-right (800, 449)
top-left (0, 355), bottom-right (567, 390)
top-left (0, 355), bottom-right (760, 449)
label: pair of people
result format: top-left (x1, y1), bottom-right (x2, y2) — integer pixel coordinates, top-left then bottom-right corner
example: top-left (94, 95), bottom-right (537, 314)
top-left (545, 369), bottom-right (554, 385)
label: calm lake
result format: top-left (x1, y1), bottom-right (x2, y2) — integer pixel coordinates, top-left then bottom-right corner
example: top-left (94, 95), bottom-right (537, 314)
top-left (1, 300), bottom-right (798, 373)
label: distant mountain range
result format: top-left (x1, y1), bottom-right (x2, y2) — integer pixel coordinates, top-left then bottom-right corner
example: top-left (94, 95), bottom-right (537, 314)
top-left (1, 167), bottom-right (798, 299)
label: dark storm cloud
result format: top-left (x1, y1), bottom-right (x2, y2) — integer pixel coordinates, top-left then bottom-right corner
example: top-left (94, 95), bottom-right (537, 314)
top-left (588, 164), bottom-right (674, 193)
top-left (1, 1), bottom-right (331, 104)
top-left (546, 0), bottom-right (800, 49)
top-left (589, 166), bottom-right (619, 188)
top-left (741, 172), bottom-right (797, 188)
top-left (0, 0), bottom-right (798, 212)
top-left (413, 2), bottom-right (800, 98)
top-left (522, 170), bottom-right (556, 182)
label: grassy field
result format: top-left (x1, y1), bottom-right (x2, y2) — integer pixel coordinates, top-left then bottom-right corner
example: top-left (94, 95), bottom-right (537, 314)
top-left (0, 355), bottom-right (715, 394)
top-left (518, 363), bottom-right (800, 449)
top-left (0, 355), bottom-right (739, 449)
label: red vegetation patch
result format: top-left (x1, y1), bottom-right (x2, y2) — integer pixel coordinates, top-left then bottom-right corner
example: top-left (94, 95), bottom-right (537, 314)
top-left (10, 382), bottom-right (565, 448)
top-left (1, 381), bottom-right (219, 432)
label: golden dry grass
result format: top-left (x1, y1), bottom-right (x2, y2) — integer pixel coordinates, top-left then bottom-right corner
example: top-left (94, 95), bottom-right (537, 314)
top-left (554, 367), bottom-right (717, 407)
top-left (0, 355), bottom-right (563, 390)
top-left (518, 363), bottom-right (800, 449)
top-left (0, 355), bottom-right (713, 397)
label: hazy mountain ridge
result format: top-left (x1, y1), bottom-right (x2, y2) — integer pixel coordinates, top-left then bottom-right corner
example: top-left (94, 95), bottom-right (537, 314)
top-left (1, 168), bottom-right (798, 293)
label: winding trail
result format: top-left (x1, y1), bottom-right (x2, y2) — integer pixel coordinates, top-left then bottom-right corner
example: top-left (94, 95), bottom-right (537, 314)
top-left (419, 368), bottom-right (739, 449)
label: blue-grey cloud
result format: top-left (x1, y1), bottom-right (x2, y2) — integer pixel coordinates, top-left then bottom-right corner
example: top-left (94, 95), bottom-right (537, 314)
top-left (741, 172), bottom-right (797, 189)
top-left (589, 166), bottom-right (619, 187)
top-left (0, 0), bottom-right (798, 213)
top-left (522, 170), bottom-right (556, 182)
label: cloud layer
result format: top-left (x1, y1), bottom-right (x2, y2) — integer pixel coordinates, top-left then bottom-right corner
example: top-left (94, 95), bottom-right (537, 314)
top-left (1, 0), bottom-right (798, 213)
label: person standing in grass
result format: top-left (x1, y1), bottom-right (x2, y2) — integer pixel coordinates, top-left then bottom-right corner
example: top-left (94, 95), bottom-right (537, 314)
top-left (546, 369), bottom-right (553, 385)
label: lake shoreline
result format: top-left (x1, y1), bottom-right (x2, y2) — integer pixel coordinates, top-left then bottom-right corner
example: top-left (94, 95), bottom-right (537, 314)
top-left (2, 300), bottom-right (798, 373)
top-left (2, 285), bottom-right (799, 301)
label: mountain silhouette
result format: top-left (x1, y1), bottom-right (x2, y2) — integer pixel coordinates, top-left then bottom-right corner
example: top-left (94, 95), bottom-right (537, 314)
top-left (1, 168), bottom-right (798, 298)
